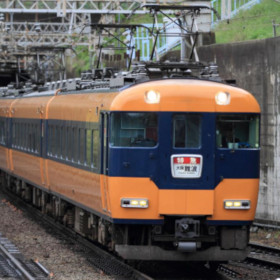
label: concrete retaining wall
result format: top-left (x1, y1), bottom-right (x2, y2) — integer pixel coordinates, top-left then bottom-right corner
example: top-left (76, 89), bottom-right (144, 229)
top-left (198, 37), bottom-right (280, 223)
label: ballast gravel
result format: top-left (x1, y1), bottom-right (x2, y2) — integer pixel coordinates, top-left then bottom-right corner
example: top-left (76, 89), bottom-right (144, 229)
top-left (1, 189), bottom-right (280, 280)
top-left (0, 191), bottom-right (113, 280)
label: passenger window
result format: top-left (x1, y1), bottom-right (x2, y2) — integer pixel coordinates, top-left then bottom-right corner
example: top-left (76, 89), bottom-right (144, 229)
top-left (11, 122), bottom-right (15, 146)
top-left (20, 123), bottom-right (23, 148)
top-left (110, 113), bottom-right (158, 147)
top-left (16, 123), bottom-right (20, 147)
top-left (1, 118), bottom-right (6, 145)
top-left (66, 127), bottom-right (72, 161)
top-left (51, 125), bottom-right (56, 156)
top-left (47, 125), bottom-right (51, 155)
top-left (93, 130), bottom-right (99, 167)
top-left (24, 123), bottom-right (27, 150)
top-left (28, 124), bottom-right (33, 152)
top-left (33, 124), bottom-right (36, 152)
top-left (216, 114), bottom-right (260, 149)
top-left (73, 127), bottom-right (78, 162)
top-left (61, 126), bottom-right (66, 159)
top-left (56, 126), bottom-right (61, 157)
top-left (86, 129), bottom-right (93, 167)
top-left (173, 114), bottom-right (201, 148)
top-left (79, 128), bottom-right (85, 165)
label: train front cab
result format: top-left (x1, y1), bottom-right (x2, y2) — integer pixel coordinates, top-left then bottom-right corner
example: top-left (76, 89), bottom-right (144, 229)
top-left (105, 80), bottom-right (260, 261)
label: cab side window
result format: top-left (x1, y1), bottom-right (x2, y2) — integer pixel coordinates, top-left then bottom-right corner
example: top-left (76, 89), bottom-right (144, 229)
top-left (216, 114), bottom-right (260, 149)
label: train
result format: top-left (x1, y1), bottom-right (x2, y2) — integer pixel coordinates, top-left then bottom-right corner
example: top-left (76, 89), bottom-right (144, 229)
top-left (0, 59), bottom-right (260, 264)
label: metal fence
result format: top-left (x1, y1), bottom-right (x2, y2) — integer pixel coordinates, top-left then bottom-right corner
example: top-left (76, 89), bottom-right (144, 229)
top-left (211, 0), bottom-right (262, 23)
top-left (134, 0), bottom-right (262, 60)
top-left (135, 23), bottom-right (181, 61)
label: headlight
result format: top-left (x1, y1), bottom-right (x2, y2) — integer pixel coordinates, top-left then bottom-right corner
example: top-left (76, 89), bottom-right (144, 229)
top-left (224, 200), bottom-right (250, 210)
top-left (215, 91), bottom-right (230, 105)
top-left (121, 198), bottom-right (149, 208)
top-left (145, 90), bottom-right (160, 104)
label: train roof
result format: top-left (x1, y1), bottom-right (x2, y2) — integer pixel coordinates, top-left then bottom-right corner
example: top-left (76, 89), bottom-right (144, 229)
top-left (0, 78), bottom-right (259, 122)
top-left (0, 60), bottom-right (230, 99)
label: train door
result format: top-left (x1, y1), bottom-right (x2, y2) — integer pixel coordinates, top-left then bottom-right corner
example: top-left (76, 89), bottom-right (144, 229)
top-left (157, 113), bottom-right (216, 191)
top-left (100, 112), bottom-right (111, 213)
top-left (170, 113), bottom-right (215, 186)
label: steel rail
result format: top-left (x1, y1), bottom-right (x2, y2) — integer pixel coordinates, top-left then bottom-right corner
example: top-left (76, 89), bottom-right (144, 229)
top-left (242, 242), bottom-right (280, 271)
top-left (253, 221), bottom-right (280, 231)
top-left (2, 189), bottom-right (154, 280)
top-left (249, 242), bottom-right (280, 255)
top-left (244, 256), bottom-right (280, 270)
top-left (0, 243), bottom-right (36, 280)
top-left (217, 264), bottom-right (242, 279)
top-left (1, 189), bottom-right (246, 280)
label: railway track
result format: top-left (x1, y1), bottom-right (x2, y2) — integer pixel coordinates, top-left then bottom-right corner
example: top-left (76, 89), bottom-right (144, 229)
top-left (2, 192), bottom-right (280, 280)
top-left (244, 242), bottom-right (280, 270)
top-left (222, 242), bottom-right (280, 279)
top-left (216, 264), bottom-right (243, 279)
top-left (215, 243), bottom-right (280, 280)
top-left (4, 187), bottom-right (280, 280)
top-left (1, 189), bottom-right (154, 280)
top-left (8, 188), bottom-right (280, 280)
top-left (1, 188), bottom-right (241, 280)
top-left (0, 233), bottom-right (49, 280)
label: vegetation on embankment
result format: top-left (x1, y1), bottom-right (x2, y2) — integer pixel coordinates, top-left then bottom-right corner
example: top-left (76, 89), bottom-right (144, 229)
top-left (214, 0), bottom-right (280, 44)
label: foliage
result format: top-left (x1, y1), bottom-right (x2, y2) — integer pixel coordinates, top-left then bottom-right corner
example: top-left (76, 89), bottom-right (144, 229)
top-left (214, 0), bottom-right (280, 43)
top-left (69, 46), bottom-right (91, 76)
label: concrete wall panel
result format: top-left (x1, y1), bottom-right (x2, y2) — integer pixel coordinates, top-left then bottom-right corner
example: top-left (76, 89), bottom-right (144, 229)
top-left (199, 37), bottom-right (280, 223)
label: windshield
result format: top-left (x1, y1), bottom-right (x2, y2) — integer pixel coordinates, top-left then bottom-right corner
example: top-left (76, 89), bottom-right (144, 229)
top-left (110, 112), bottom-right (158, 147)
top-left (216, 114), bottom-right (260, 149)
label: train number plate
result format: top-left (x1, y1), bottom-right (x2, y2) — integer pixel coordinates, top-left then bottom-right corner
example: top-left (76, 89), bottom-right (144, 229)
top-left (171, 155), bottom-right (203, 178)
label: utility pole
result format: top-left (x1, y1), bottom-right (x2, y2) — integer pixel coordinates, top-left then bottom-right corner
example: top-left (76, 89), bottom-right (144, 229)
top-left (272, 20), bottom-right (279, 37)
